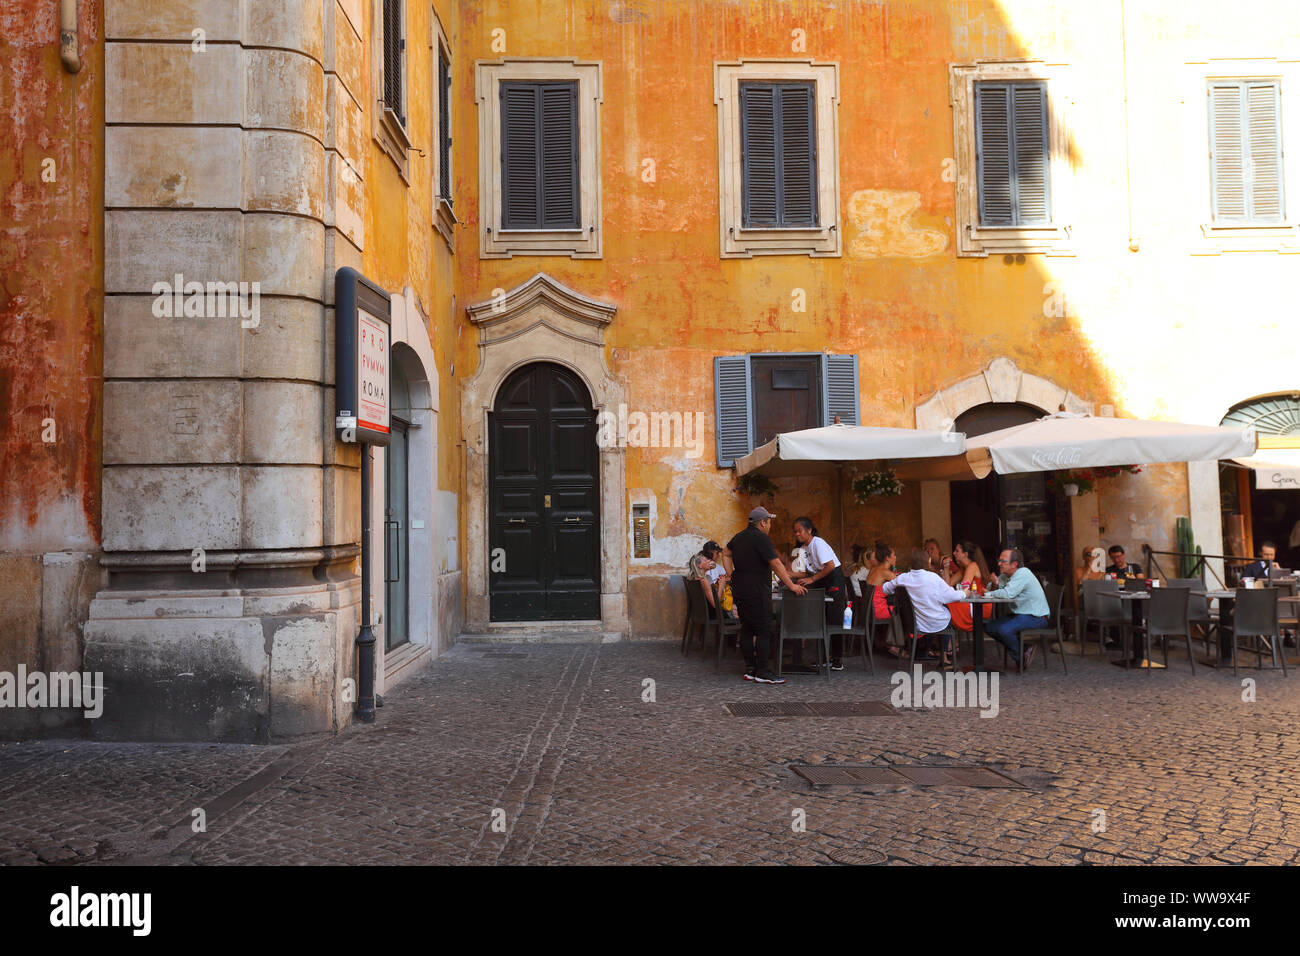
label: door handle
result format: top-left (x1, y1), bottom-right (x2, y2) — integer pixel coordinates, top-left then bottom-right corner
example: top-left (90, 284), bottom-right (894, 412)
top-left (544, 494), bottom-right (551, 508)
top-left (385, 519), bottom-right (400, 583)
top-left (508, 517), bottom-right (526, 524)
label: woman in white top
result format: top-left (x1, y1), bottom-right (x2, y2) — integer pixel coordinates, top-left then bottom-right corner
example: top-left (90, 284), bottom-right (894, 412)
top-left (790, 516), bottom-right (848, 669)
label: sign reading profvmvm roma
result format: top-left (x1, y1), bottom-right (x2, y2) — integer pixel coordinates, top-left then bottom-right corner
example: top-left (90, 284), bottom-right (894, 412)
top-left (335, 268), bottom-right (391, 447)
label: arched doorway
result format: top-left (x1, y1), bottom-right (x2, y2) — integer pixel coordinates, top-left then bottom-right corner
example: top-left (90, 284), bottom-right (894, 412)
top-left (950, 402), bottom-right (1069, 582)
top-left (385, 355), bottom-right (413, 651)
top-left (489, 361), bottom-right (601, 621)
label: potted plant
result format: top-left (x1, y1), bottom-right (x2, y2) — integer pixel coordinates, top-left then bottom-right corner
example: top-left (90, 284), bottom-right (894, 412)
top-left (1045, 465), bottom-right (1142, 497)
top-left (733, 472), bottom-right (778, 500)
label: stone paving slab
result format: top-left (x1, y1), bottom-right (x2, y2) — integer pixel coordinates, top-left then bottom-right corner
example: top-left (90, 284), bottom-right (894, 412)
top-left (1, 640), bottom-right (1298, 865)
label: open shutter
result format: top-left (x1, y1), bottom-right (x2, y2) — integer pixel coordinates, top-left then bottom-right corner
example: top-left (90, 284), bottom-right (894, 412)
top-left (976, 84), bottom-right (1013, 225)
top-left (715, 356), bottom-right (753, 468)
top-left (779, 84), bottom-right (818, 226)
top-left (382, 0), bottom-right (403, 124)
top-left (823, 354), bottom-right (859, 426)
top-left (438, 52), bottom-right (452, 204)
top-left (1011, 84), bottom-right (1050, 224)
top-left (541, 83), bottom-right (580, 229)
top-left (741, 85), bottom-right (778, 227)
top-left (501, 83), bottom-right (539, 229)
top-left (1210, 82), bottom-right (1247, 221)
top-left (1247, 81), bottom-right (1283, 221)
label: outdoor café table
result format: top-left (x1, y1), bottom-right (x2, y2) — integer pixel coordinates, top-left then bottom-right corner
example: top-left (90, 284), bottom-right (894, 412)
top-left (771, 591), bottom-right (834, 671)
top-left (1193, 590), bottom-right (1236, 667)
top-left (960, 593), bottom-right (1016, 673)
top-left (1098, 590), bottom-right (1152, 668)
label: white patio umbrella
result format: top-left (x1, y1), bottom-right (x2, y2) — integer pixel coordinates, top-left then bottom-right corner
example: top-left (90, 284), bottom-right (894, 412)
top-left (963, 412), bottom-right (1258, 475)
top-left (735, 423), bottom-right (993, 563)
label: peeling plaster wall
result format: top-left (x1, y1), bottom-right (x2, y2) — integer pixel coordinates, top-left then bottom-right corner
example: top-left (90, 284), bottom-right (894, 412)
top-left (0, 0), bottom-right (105, 732)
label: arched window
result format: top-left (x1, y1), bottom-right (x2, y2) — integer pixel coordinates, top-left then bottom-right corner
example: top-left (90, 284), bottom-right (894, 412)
top-left (1221, 395), bottom-right (1300, 449)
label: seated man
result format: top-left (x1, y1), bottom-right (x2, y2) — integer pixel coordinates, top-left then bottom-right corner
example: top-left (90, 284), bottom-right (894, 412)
top-left (984, 548), bottom-right (1050, 668)
top-left (882, 548), bottom-right (967, 665)
top-left (686, 542), bottom-right (725, 618)
top-left (1104, 544), bottom-right (1143, 578)
top-left (1241, 541), bottom-right (1281, 581)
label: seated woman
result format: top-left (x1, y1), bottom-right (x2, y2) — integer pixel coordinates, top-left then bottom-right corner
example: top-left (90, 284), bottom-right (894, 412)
top-left (865, 542), bottom-right (900, 655)
top-left (686, 542), bottom-right (725, 619)
top-left (1075, 547), bottom-right (1105, 588)
top-left (946, 540), bottom-right (994, 647)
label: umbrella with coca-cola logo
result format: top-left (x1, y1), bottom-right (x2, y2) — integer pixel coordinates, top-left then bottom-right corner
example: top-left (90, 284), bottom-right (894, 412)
top-left (963, 411), bottom-right (1257, 475)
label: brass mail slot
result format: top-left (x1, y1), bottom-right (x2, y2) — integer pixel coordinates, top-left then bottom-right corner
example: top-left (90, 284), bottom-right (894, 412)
top-left (508, 518), bottom-right (525, 524)
top-left (564, 516), bottom-right (580, 523)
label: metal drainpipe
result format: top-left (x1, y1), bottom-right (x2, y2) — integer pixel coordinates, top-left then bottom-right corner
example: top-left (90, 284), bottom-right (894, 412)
top-left (60, 0), bottom-right (81, 74)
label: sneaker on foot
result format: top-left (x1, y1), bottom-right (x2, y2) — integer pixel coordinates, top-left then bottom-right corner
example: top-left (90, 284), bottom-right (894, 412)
top-left (753, 670), bottom-right (787, 685)
top-left (830, 658), bottom-right (844, 671)
top-left (742, 666), bottom-right (757, 681)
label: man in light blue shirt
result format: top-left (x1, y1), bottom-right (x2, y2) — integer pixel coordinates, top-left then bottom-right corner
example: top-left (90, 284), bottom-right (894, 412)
top-left (984, 548), bottom-right (1050, 667)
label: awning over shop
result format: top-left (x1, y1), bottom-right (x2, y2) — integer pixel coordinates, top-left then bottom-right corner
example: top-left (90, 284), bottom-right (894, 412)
top-left (735, 423), bottom-right (992, 480)
top-left (964, 412), bottom-right (1258, 475)
top-left (1230, 448), bottom-right (1300, 491)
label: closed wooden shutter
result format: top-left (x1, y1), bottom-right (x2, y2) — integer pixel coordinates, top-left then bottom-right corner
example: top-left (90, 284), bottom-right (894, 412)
top-left (1213, 80), bottom-right (1284, 223)
top-left (742, 82), bottom-right (818, 228)
top-left (438, 51), bottom-right (452, 205)
top-left (823, 354), bottom-right (860, 426)
top-left (500, 82), bottom-right (579, 230)
top-left (714, 356), bottom-right (753, 468)
top-left (541, 84), bottom-right (579, 228)
top-left (976, 81), bottom-right (1050, 226)
top-left (382, 0), bottom-right (403, 124)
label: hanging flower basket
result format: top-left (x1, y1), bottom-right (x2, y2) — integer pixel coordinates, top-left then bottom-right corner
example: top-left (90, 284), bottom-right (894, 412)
top-left (733, 472), bottom-right (778, 499)
top-left (851, 470), bottom-right (904, 503)
top-left (1045, 465), bottom-right (1142, 497)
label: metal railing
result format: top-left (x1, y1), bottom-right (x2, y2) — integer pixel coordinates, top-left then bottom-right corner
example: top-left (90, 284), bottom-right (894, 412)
top-left (1142, 546), bottom-right (1262, 590)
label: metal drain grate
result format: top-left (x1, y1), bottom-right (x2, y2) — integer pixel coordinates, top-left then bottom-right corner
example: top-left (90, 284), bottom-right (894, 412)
top-left (805, 701), bottom-right (897, 717)
top-left (725, 702), bottom-right (816, 717)
top-left (482, 652), bottom-right (529, 658)
top-left (829, 848), bottom-right (888, 866)
top-left (791, 763), bottom-right (1029, 789)
top-left (725, 701), bottom-right (894, 717)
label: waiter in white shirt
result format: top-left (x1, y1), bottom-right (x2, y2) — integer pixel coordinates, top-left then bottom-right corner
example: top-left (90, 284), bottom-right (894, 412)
top-left (791, 516), bottom-right (848, 670)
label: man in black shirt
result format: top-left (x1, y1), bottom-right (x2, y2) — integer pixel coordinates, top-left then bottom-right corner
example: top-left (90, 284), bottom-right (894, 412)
top-left (1105, 545), bottom-right (1143, 578)
top-left (724, 506), bottom-right (806, 684)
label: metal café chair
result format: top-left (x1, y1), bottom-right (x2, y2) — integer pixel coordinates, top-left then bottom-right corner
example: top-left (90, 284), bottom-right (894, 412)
top-left (1017, 582), bottom-right (1068, 673)
top-left (1228, 588), bottom-right (1288, 677)
top-left (679, 574), bottom-right (710, 655)
top-left (827, 581), bottom-right (877, 674)
top-left (1080, 578), bottom-right (1123, 656)
top-left (711, 579), bottom-right (743, 671)
top-left (1135, 586), bottom-right (1195, 673)
top-left (1169, 577), bottom-right (1218, 655)
top-left (892, 586), bottom-right (953, 668)
top-left (777, 588), bottom-right (829, 681)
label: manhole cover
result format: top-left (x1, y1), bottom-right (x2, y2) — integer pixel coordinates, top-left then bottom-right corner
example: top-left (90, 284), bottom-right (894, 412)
top-left (790, 763), bottom-right (1032, 789)
top-left (805, 701), bottom-right (896, 717)
top-left (793, 766), bottom-right (867, 786)
top-left (940, 767), bottom-right (1026, 788)
top-left (829, 848), bottom-right (888, 866)
top-left (725, 702), bottom-right (816, 717)
top-left (896, 767), bottom-right (961, 786)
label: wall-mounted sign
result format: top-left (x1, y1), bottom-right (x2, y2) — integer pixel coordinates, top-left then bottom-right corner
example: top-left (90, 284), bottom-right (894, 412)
top-left (1257, 469), bottom-right (1300, 491)
top-left (335, 267), bottom-right (391, 447)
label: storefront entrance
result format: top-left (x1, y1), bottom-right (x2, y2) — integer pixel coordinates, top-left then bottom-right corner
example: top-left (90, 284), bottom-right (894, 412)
top-left (950, 403), bottom-right (1069, 582)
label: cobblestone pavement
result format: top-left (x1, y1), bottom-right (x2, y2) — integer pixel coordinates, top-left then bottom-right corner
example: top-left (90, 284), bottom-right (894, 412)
top-left (2, 638), bottom-right (1299, 865)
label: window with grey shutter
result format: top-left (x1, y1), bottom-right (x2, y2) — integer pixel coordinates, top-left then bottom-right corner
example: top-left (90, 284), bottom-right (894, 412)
top-left (714, 356), bottom-right (753, 468)
top-left (500, 81), bottom-right (579, 230)
top-left (741, 82), bottom-right (818, 228)
top-left (1210, 80), bottom-right (1284, 223)
top-left (823, 354), bottom-right (859, 426)
top-left (438, 50), bottom-right (452, 206)
top-left (715, 353), bottom-right (861, 467)
top-left (975, 81), bottom-right (1050, 226)
top-left (382, 0), bottom-right (404, 126)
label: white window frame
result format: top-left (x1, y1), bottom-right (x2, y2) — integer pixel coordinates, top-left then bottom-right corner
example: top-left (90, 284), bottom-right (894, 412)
top-left (1184, 57), bottom-right (1299, 254)
top-left (950, 60), bottom-right (1074, 257)
top-left (431, 11), bottom-right (455, 249)
top-left (475, 58), bottom-right (602, 259)
top-left (372, 0), bottom-right (411, 181)
top-left (715, 59), bottom-right (840, 258)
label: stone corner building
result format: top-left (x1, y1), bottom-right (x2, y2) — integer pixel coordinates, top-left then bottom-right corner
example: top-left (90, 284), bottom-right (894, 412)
top-left (3, 0), bottom-right (1298, 742)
